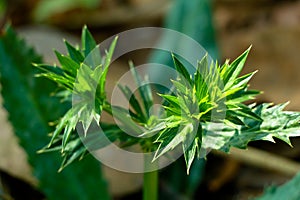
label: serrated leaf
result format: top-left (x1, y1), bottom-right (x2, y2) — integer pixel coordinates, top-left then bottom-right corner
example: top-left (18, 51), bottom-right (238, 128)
top-left (0, 24), bottom-right (109, 200)
top-left (74, 63), bottom-right (99, 93)
top-left (183, 123), bottom-right (202, 174)
top-left (183, 139), bottom-right (197, 175)
top-left (36, 26), bottom-right (117, 169)
top-left (154, 122), bottom-right (193, 160)
top-left (226, 103), bottom-right (262, 122)
top-left (201, 103), bottom-right (300, 153)
top-left (72, 63), bottom-right (104, 134)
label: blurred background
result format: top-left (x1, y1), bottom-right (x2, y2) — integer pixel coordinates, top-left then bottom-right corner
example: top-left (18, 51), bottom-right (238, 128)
top-left (1, 0), bottom-right (300, 199)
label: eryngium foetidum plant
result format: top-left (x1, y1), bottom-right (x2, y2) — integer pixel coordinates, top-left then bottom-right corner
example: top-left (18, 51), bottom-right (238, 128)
top-left (37, 26), bottom-right (300, 174)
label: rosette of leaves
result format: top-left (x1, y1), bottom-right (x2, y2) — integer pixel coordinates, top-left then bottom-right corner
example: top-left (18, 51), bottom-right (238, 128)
top-left (146, 49), bottom-right (300, 173)
top-left (0, 24), bottom-right (109, 200)
top-left (36, 26), bottom-right (300, 176)
top-left (151, 52), bottom-right (263, 173)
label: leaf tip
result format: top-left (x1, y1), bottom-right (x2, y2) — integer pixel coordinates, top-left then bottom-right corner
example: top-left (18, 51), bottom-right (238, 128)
top-left (36, 149), bottom-right (44, 154)
top-left (82, 24), bottom-right (88, 31)
top-left (32, 63), bottom-right (39, 67)
top-left (58, 167), bottom-right (63, 173)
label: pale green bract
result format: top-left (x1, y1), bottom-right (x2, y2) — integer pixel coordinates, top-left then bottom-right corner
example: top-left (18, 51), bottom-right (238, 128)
top-left (37, 26), bottom-right (300, 174)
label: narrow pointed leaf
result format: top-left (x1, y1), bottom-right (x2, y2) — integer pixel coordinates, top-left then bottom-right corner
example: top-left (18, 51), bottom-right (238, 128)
top-left (172, 54), bottom-right (192, 85)
top-left (64, 40), bottom-right (84, 63)
top-left (118, 85), bottom-right (146, 121)
top-left (55, 50), bottom-right (79, 75)
top-left (223, 47), bottom-right (251, 89)
top-left (81, 25), bottom-right (97, 56)
top-left (129, 61), bottom-right (153, 117)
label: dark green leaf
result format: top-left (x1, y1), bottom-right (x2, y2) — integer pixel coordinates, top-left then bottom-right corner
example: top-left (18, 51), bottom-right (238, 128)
top-left (172, 54), bottom-right (192, 85)
top-left (64, 40), bottom-right (84, 63)
top-left (54, 50), bottom-right (79, 75)
top-left (81, 25), bottom-right (97, 56)
top-left (255, 172), bottom-right (300, 200)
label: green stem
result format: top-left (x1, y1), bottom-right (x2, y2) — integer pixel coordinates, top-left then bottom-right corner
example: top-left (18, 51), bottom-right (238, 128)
top-left (143, 170), bottom-right (158, 200)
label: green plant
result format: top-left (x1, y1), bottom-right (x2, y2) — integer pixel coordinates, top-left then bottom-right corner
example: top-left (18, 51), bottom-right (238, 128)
top-left (34, 26), bottom-right (300, 199)
top-left (256, 172), bottom-right (300, 200)
top-left (0, 25), bottom-right (110, 200)
top-left (149, 0), bottom-right (218, 197)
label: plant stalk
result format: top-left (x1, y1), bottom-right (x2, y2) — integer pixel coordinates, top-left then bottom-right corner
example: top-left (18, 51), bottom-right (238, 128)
top-left (143, 170), bottom-right (158, 200)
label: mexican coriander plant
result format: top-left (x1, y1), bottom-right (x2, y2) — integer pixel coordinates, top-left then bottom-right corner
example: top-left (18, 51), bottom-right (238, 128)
top-left (37, 26), bottom-right (300, 199)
